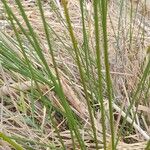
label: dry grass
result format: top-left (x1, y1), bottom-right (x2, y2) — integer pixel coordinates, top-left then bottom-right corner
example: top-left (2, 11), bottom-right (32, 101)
top-left (0, 0), bottom-right (150, 149)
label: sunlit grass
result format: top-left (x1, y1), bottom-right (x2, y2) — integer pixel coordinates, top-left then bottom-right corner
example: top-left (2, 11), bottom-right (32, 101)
top-left (0, 0), bottom-right (150, 149)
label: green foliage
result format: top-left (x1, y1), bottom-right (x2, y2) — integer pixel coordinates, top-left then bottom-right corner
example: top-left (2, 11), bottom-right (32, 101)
top-left (0, 0), bottom-right (149, 149)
